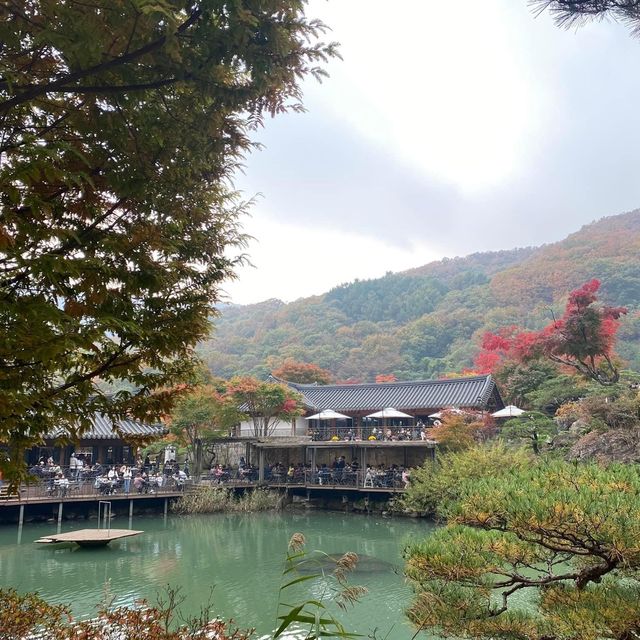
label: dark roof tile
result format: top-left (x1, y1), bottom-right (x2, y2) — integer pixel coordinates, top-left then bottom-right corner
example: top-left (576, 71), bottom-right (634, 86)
top-left (50, 414), bottom-right (164, 440)
top-left (273, 375), bottom-right (501, 413)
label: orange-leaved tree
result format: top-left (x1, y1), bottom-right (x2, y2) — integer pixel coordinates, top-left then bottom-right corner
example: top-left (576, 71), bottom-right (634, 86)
top-left (474, 280), bottom-right (626, 386)
top-left (430, 411), bottom-right (494, 452)
top-left (225, 377), bottom-right (304, 438)
top-left (272, 358), bottom-right (333, 384)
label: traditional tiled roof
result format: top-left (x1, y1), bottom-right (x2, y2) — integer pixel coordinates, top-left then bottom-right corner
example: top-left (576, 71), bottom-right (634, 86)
top-left (49, 414), bottom-right (164, 441)
top-left (273, 375), bottom-right (502, 413)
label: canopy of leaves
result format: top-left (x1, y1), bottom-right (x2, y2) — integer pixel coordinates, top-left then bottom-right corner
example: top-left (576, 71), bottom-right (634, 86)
top-left (0, 1), bottom-right (336, 479)
top-left (429, 412), bottom-right (494, 453)
top-left (500, 411), bottom-right (558, 454)
top-left (404, 453), bottom-right (640, 640)
top-left (271, 358), bottom-right (333, 384)
top-left (532, 0), bottom-right (640, 36)
top-left (0, 586), bottom-right (250, 639)
top-left (226, 376), bottom-right (304, 437)
top-left (475, 280), bottom-right (627, 386)
top-left (399, 442), bottom-right (533, 517)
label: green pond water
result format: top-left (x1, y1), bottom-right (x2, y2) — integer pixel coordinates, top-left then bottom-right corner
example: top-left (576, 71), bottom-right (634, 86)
top-left (0, 511), bottom-right (434, 639)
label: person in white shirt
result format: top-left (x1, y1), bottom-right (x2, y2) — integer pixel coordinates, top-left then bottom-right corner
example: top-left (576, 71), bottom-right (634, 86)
top-left (123, 467), bottom-right (132, 494)
top-left (69, 453), bottom-right (78, 479)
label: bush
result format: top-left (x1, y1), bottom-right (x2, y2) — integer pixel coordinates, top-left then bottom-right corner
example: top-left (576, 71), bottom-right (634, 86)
top-left (171, 487), bottom-right (283, 515)
top-left (397, 442), bottom-right (533, 517)
top-left (0, 587), bottom-right (249, 640)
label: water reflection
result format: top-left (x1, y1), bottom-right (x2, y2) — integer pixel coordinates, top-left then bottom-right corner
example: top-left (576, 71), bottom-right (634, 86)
top-left (0, 511), bottom-right (432, 639)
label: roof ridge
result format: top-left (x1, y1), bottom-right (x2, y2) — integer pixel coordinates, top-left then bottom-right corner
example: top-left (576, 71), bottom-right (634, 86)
top-left (282, 374), bottom-right (493, 390)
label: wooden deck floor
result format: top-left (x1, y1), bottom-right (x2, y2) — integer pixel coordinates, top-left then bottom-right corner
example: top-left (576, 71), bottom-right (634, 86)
top-left (0, 481), bottom-right (403, 508)
top-left (35, 528), bottom-right (143, 547)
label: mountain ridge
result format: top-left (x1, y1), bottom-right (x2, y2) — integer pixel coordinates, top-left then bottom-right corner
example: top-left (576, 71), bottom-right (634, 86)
top-left (199, 209), bottom-right (640, 381)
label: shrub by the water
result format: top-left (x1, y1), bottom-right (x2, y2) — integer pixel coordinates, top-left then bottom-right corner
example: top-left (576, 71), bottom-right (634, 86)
top-left (171, 487), bottom-right (283, 514)
top-left (0, 586), bottom-right (250, 639)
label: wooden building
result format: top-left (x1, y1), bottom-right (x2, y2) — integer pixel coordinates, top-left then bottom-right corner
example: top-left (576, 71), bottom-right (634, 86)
top-left (238, 374), bottom-right (504, 438)
top-left (27, 414), bottom-right (165, 466)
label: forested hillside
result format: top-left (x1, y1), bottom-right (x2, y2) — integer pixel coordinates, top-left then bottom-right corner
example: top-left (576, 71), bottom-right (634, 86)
top-left (198, 209), bottom-right (640, 380)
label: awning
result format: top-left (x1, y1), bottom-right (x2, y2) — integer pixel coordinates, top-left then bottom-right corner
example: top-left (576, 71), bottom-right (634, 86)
top-left (491, 405), bottom-right (525, 418)
top-left (305, 409), bottom-right (351, 420)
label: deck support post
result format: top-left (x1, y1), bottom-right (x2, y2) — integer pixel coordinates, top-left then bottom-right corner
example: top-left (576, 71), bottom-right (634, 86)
top-left (57, 502), bottom-right (63, 532)
top-left (258, 448), bottom-right (265, 483)
top-left (128, 499), bottom-right (134, 528)
top-left (164, 498), bottom-right (168, 518)
top-left (17, 504), bottom-right (25, 544)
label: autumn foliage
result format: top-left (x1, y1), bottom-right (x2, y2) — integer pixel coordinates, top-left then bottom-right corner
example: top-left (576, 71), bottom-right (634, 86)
top-left (272, 358), bottom-right (333, 384)
top-left (429, 412), bottom-right (494, 452)
top-left (226, 376), bottom-right (304, 437)
top-left (474, 280), bottom-right (626, 385)
top-left (0, 587), bottom-right (249, 640)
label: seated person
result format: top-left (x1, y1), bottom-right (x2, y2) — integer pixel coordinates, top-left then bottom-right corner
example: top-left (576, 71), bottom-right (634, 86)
top-left (318, 464), bottom-right (331, 485)
top-left (54, 473), bottom-right (69, 496)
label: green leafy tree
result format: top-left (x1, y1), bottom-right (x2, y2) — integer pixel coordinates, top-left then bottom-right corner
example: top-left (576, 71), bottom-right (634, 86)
top-left (169, 383), bottom-right (241, 478)
top-left (500, 411), bottom-right (558, 454)
top-left (532, 0), bottom-right (640, 36)
top-left (526, 373), bottom-right (596, 414)
top-left (493, 360), bottom-right (557, 408)
top-left (226, 376), bottom-right (304, 438)
top-left (399, 442), bottom-right (533, 517)
top-left (404, 456), bottom-right (640, 640)
top-left (0, 1), bottom-right (336, 481)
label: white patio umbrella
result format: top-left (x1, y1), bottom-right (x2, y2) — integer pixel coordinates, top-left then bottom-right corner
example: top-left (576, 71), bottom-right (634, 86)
top-left (305, 409), bottom-right (350, 420)
top-left (365, 408), bottom-right (412, 419)
top-left (428, 408), bottom-right (463, 419)
top-left (491, 405), bottom-right (525, 418)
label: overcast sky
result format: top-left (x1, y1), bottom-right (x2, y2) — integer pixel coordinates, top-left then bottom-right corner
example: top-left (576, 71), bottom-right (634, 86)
top-left (223, 0), bottom-right (640, 305)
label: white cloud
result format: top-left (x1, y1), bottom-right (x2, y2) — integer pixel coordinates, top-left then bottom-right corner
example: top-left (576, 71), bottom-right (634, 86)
top-left (306, 0), bottom-right (550, 192)
top-left (223, 211), bottom-right (441, 304)
top-left (226, 1), bottom-right (640, 305)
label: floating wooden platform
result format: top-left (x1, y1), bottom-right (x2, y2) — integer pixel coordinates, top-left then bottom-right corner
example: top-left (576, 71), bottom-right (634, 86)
top-left (35, 528), bottom-right (143, 547)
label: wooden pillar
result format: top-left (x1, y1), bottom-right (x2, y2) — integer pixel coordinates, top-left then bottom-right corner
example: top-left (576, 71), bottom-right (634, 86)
top-left (17, 504), bottom-right (25, 544)
top-left (245, 442), bottom-right (251, 466)
top-left (57, 502), bottom-right (63, 533)
top-left (258, 448), bottom-right (265, 482)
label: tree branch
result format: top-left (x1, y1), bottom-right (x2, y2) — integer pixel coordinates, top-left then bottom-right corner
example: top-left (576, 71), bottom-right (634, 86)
top-left (0, 7), bottom-right (202, 113)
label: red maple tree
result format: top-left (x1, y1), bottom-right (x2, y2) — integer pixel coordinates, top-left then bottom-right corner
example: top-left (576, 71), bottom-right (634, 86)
top-left (375, 373), bottom-right (397, 383)
top-left (474, 280), bottom-right (626, 385)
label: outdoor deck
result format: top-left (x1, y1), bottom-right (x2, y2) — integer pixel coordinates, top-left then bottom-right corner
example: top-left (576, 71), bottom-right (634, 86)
top-left (35, 528), bottom-right (143, 547)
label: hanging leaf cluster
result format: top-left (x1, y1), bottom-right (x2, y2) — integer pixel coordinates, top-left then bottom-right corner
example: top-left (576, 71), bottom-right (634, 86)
top-left (0, 0), bottom-right (337, 479)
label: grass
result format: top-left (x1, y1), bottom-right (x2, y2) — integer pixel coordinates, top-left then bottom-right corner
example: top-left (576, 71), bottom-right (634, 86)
top-left (171, 486), bottom-right (284, 514)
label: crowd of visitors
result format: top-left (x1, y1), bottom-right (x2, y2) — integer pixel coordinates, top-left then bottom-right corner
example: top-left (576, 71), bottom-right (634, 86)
top-left (206, 455), bottom-right (412, 489)
top-left (26, 451), bottom-right (414, 497)
top-left (312, 420), bottom-right (433, 442)
top-left (28, 455), bottom-right (191, 497)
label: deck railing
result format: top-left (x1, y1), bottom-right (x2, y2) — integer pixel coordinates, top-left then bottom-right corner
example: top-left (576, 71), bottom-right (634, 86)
top-left (0, 465), bottom-right (408, 504)
top-left (204, 468), bottom-right (407, 491)
top-left (4, 465), bottom-right (192, 503)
